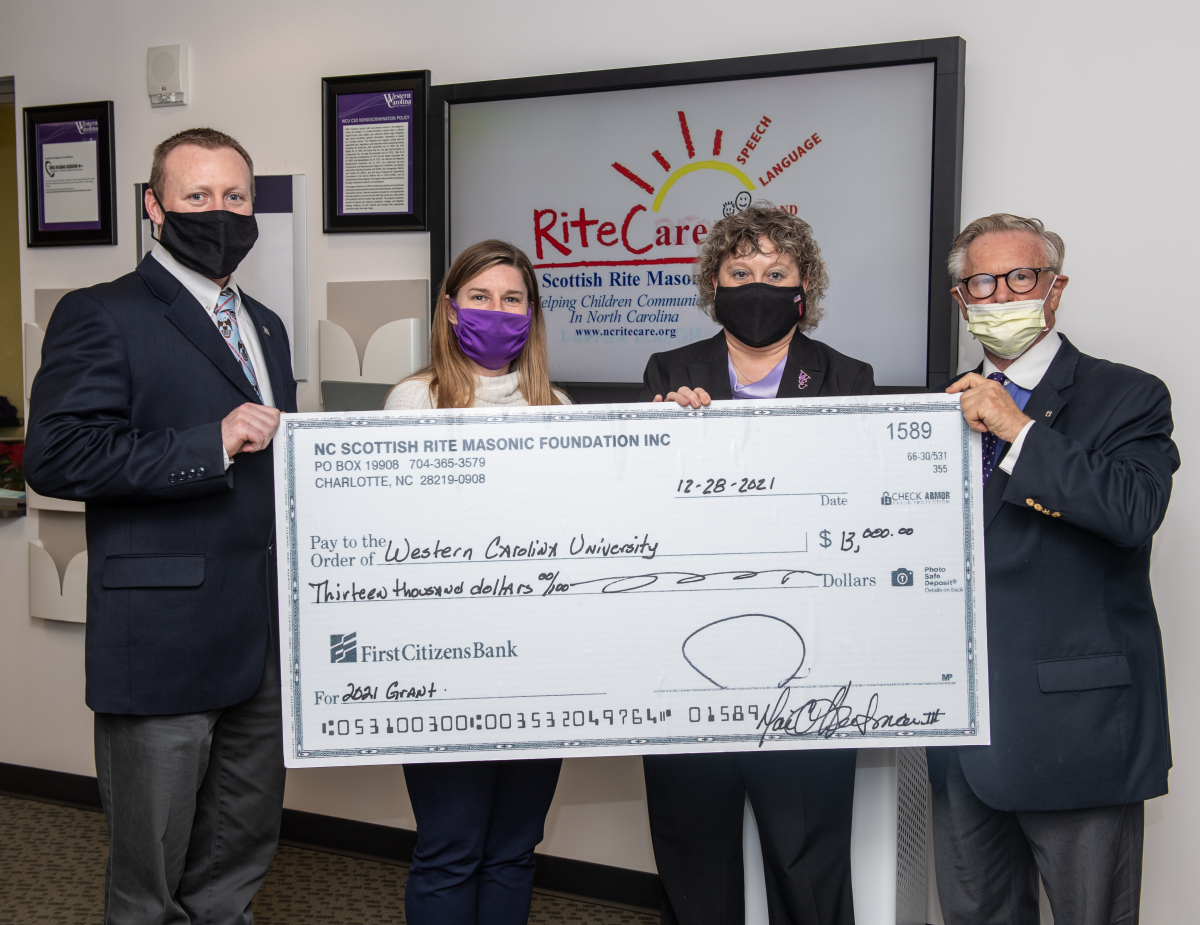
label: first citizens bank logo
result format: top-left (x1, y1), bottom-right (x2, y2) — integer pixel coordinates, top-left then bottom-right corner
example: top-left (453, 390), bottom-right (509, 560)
top-left (329, 632), bottom-right (519, 663)
top-left (330, 633), bottom-right (357, 663)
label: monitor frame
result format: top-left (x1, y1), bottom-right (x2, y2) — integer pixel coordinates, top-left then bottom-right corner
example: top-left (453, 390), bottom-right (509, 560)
top-left (428, 37), bottom-right (965, 399)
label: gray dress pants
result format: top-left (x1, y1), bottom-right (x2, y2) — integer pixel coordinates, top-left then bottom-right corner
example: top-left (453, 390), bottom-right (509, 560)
top-left (932, 750), bottom-right (1144, 925)
top-left (94, 647), bottom-right (285, 925)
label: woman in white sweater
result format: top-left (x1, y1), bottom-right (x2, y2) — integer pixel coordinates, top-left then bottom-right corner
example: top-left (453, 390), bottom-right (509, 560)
top-left (386, 240), bottom-right (568, 925)
top-left (385, 240), bottom-right (569, 412)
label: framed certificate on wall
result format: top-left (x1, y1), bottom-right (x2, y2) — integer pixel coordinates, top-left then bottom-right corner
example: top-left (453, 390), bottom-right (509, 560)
top-left (23, 100), bottom-right (117, 247)
top-left (322, 70), bottom-right (428, 233)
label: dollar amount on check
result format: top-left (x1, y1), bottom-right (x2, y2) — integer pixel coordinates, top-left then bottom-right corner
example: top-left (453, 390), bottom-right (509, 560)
top-left (275, 393), bottom-right (989, 766)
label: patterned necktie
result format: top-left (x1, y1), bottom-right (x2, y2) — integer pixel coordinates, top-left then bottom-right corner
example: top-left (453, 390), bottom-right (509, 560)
top-left (214, 288), bottom-right (262, 401)
top-left (980, 372), bottom-right (1007, 486)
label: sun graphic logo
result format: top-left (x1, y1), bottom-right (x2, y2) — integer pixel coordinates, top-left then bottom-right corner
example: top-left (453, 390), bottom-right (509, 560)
top-left (610, 111), bottom-right (757, 215)
top-left (529, 110), bottom-right (816, 264)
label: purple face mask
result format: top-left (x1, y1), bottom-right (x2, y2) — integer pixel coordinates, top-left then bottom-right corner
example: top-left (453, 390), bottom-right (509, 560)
top-left (451, 302), bottom-right (532, 371)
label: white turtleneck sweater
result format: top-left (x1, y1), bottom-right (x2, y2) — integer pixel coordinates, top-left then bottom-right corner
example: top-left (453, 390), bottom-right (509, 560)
top-left (383, 371), bottom-right (571, 410)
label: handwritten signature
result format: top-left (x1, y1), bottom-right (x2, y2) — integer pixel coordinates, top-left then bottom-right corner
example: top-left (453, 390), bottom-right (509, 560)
top-left (755, 682), bottom-right (944, 745)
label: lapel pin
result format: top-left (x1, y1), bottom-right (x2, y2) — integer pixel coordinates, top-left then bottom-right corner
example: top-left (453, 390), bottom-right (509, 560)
top-left (797, 370), bottom-right (811, 390)
top-left (1045, 410), bottom-right (1052, 417)
top-left (263, 325), bottom-right (270, 336)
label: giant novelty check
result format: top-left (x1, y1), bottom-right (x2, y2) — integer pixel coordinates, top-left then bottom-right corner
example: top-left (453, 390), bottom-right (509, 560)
top-left (275, 394), bottom-right (988, 766)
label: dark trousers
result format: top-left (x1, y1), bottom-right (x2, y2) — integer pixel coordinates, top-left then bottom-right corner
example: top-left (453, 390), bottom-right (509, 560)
top-left (643, 749), bottom-right (857, 925)
top-left (932, 750), bottom-right (1144, 925)
top-left (93, 648), bottom-right (285, 925)
top-left (402, 758), bottom-right (562, 925)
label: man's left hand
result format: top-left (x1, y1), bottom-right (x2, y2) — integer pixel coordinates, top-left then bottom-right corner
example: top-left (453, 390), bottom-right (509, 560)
top-left (946, 373), bottom-right (1031, 443)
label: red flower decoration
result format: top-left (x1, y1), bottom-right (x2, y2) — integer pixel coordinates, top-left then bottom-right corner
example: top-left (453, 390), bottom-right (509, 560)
top-left (0, 443), bottom-right (23, 467)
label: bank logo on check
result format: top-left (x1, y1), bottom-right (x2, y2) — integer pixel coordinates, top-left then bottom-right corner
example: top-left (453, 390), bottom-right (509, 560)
top-left (330, 633), bottom-right (358, 663)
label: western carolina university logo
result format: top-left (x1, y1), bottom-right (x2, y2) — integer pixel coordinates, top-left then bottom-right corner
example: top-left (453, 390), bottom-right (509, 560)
top-left (330, 633), bottom-right (357, 663)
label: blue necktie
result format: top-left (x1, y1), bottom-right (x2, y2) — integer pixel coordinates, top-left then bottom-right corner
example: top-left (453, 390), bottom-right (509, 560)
top-left (981, 372), bottom-right (1036, 485)
top-left (980, 373), bottom-right (1009, 486)
top-left (214, 288), bottom-right (262, 401)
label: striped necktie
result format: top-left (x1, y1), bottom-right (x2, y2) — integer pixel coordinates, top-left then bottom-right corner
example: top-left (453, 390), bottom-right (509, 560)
top-left (214, 288), bottom-right (262, 401)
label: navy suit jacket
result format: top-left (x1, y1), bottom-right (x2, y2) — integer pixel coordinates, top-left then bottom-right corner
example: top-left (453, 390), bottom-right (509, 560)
top-left (639, 330), bottom-right (875, 400)
top-left (25, 255), bottom-right (298, 715)
top-left (929, 336), bottom-right (1178, 811)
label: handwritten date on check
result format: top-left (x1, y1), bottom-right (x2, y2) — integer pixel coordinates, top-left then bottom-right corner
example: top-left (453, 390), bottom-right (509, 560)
top-left (274, 394), bottom-right (988, 767)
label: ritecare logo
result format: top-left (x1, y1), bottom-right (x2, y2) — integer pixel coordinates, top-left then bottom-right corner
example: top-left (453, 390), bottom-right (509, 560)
top-left (330, 633), bottom-right (357, 663)
top-left (531, 109), bottom-right (820, 263)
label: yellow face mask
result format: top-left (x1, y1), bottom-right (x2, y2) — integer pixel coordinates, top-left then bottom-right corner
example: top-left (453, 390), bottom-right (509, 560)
top-left (959, 277), bottom-right (1056, 360)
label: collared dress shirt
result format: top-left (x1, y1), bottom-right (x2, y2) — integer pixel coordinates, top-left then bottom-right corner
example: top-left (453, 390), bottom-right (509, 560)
top-left (982, 331), bottom-right (1062, 475)
top-left (152, 243), bottom-right (276, 469)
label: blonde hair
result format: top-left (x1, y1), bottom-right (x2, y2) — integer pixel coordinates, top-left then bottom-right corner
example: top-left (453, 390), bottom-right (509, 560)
top-left (693, 201), bottom-right (828, 333)
top-left (405, 240), bottom-right (562, 409)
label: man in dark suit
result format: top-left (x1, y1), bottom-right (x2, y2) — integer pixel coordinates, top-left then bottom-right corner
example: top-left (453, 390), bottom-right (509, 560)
top-left (931, 214), bottom-right (1177, 925)
top-left (25, 127), bottom-right (297, 924)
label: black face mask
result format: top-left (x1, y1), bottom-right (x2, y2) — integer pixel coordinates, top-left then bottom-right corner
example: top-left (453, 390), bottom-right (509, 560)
top-left (154, 206), bottom-right (259, 280)
top-left (714, 282), bottom-right (805, 348)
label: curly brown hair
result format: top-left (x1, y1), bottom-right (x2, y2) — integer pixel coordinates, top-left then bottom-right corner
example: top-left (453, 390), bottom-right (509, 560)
top-left (693, 202), bottom-right (829, 333)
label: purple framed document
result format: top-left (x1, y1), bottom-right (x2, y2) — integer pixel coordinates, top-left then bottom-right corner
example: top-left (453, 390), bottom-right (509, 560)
top-left (23, 100), bottom-right (117, 247)
top-left (322, 71), bottom-right (428, 233)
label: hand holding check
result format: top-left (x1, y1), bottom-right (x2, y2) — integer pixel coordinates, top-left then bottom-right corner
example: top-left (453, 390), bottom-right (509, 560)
top-left (947, 373), bottom-right (1031, 444)
top-left (653, 387), bottom-right (712, 409)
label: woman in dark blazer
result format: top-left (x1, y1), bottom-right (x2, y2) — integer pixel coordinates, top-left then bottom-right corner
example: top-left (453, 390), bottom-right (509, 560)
top-left (640, 202), bottom-right (873, 925)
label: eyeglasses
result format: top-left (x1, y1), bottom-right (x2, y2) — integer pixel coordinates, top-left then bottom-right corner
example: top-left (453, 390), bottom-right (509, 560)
top-left (959, 268), bottom-right (1053, 300)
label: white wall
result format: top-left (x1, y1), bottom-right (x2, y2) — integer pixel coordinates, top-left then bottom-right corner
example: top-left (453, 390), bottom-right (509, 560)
top-left (2, 0), bottom-right (1197, 917)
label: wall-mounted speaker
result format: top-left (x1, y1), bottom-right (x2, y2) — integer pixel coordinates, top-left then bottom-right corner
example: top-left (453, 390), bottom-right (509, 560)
top-left (147, 44), bottom-right (188, 107)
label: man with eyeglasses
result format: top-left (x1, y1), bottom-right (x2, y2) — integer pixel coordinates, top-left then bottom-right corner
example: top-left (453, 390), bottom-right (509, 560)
top-left (926, 214), bottom-right (1178, 924)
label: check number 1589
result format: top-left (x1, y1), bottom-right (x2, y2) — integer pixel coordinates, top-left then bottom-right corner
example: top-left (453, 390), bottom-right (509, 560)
top-left (888, 422), bottom-right (933, 440)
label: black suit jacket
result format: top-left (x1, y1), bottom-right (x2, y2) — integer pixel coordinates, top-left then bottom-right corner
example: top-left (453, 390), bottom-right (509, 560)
top-left (639, 330), bottom-right (875, 400)
top-left (928, 336), bottom-right (1178, 811)
top-left (25, 255), bottom-right (298, 715)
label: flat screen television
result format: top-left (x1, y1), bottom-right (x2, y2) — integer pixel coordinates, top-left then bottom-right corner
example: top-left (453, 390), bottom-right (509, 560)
top-left (429, 38), bottom-right (965, 400)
